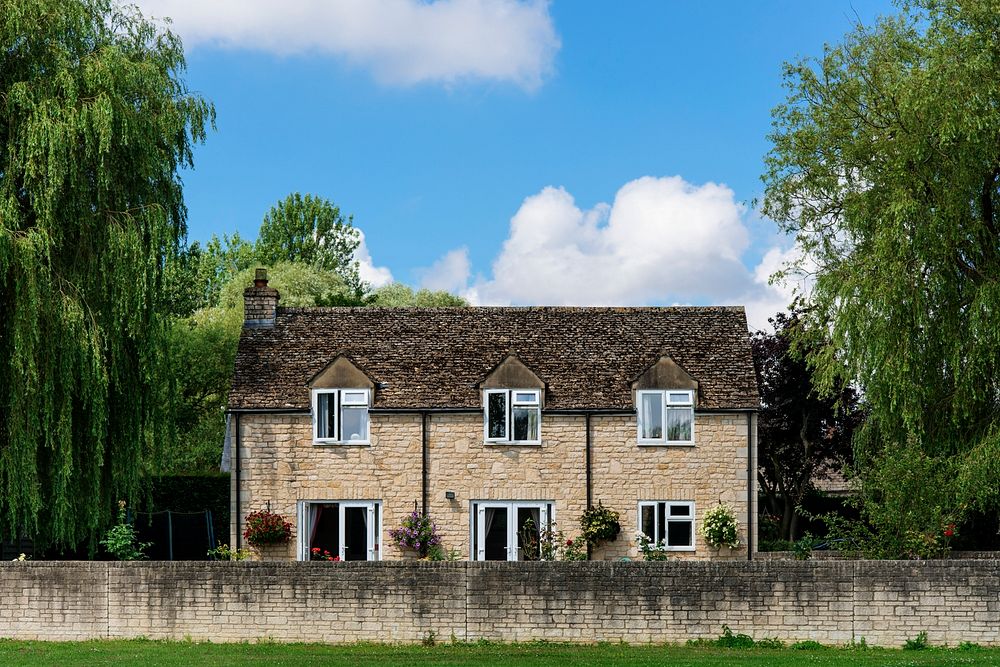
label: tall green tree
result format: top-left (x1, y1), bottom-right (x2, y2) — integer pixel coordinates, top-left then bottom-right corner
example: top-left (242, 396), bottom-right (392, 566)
top-left (255, 193), bottom-right (362, 291)
top-left (762, 0), bottom-right (1000, 554)
top-left (0, 0), bottom-right (213, 546)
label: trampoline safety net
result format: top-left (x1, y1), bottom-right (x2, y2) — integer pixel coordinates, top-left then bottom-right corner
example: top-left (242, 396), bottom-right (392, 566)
top-left (134, 510), bottom-right (217, 560)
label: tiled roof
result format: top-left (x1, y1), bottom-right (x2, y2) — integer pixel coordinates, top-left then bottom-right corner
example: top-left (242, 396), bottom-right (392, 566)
top-left (229, 306), bottom-right (759, 411)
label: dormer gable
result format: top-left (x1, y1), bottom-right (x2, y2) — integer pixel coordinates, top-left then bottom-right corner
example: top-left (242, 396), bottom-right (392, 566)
top-left (632, 354), bottom-right (699, 407)
top-left (307, 354), bottom-right (375, 393)
top-left (479, 354), bottom-right (545, 391)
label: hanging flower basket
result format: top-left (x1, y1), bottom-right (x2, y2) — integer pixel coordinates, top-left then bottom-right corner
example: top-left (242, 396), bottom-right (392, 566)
top-left (700, 502), bottom-right (740, 549)
top-left (389, 510), bottom-right (441, 558)
top-left (580, 502), bottom-right (621, 545)
top-left (243, 509), bottom-right (292, 547)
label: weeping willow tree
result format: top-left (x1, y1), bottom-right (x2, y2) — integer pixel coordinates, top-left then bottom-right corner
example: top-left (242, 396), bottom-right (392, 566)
top-left (0, 0), bottom-right (213, 548)
top-left (762, 0), bottom-right (1000, 556)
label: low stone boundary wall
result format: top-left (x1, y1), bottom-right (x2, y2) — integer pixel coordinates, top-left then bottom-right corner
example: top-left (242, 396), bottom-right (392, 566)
top-left (0, 560), bottom-right (997, 646)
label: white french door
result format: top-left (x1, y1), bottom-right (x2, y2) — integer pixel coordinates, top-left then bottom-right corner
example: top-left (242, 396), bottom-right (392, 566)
top-left (298, 500), bottom-right (381, 561)
top-left (473, 501), bottom-right (551, 561)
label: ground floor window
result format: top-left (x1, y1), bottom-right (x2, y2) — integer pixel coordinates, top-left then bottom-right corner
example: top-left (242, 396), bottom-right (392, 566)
top-left (471, 501), bottom-right (552, 561)
top-left (297, 500), bottom-right (381, 561)
top-left (638, 500), bottom-right (695, 551)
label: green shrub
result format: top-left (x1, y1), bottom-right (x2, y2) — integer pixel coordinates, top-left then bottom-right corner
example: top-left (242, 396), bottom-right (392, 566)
top-left (754, 637), bottom-right (785, 649)
top-left (715, 625), bottom-right (755, 649)
top-left (791, 640), bottom-right (826, 650)
top-left (207, 544), bottom-right (251, 561)
top-left (791, 533), bottom-right (818, 560)
top-left (903, 631), bottom-right (929, 650)
top-left (100, 501), bottom-right (152, 561)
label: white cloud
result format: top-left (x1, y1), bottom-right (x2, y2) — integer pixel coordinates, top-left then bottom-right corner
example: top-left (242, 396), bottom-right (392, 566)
top-left (471, 177), bottom-right (751, 305)
top-left (451, 176), bottom-right (801, 331)
top-left (135, 0), bottom-right (559, 90)
top-left (416, 247), bottom-right (471, 293)
top-left (741, 244), bottom-right (813, 331)
top-left (354, 231), bottom-right (394, 288)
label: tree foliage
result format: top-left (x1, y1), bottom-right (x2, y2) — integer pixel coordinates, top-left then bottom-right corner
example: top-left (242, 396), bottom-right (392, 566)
top-left (752, 310), bottom-right (861, 542)
top-left (762, 0), bottom-right (1000, 552)
top-left (0, 0), bottom-right (212, 546)
top-left (256, 192), bottom-right (362, 288)
top-left (160, 261), bottom-right (358, 474)
top-left (370, 282), bottom-right (468, 307)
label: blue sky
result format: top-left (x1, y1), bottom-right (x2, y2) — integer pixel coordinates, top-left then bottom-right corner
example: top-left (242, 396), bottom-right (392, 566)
top-left (139, 0), bottom-right (895, 328)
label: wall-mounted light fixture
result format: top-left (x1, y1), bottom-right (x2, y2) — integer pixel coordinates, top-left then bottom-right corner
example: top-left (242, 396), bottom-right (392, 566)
top-left (445, 491), bottom-right (456, 500)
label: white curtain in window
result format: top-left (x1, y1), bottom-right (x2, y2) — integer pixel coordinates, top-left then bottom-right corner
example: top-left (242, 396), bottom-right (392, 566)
top-left (309, 504), bottom-right (324, 545)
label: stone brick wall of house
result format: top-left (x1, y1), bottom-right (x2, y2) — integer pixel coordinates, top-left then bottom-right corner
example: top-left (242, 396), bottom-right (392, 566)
top-left (589, 413), bottom-right (750, 560)
top-left (231, 412), bottom-right (751, 561)
top-left (1, 561), bottom-right (999, 646)
top-left (231, 413), bottom-right (424, 560)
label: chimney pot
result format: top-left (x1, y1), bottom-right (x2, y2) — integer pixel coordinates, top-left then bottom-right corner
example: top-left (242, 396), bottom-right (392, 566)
top-left (244, 267), bottom-right (279, 328)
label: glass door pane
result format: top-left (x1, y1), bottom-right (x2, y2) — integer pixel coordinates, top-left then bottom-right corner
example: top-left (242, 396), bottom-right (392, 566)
top-left (482, 506), bottom-right (509, 561)
top-left (515, 506), bottom-right (542, 561)
top-left (308, 503), bottom-right (340, 560)
top-left (342, 505), bottom-right (369, 561)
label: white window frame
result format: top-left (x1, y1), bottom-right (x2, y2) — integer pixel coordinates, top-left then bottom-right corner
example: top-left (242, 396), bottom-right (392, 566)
top-left (296, 500), bottom-right (382, 561)
top-left (470, 500), bottom-right (553, 561)
top-left (483, 389), bottom-right (541, 445)
top-left (311, 388), bottom-right (371, 445)
top-left (636, 389), bottom-right (694, 446)
top-left (638, 500), bottom-right (696, 552)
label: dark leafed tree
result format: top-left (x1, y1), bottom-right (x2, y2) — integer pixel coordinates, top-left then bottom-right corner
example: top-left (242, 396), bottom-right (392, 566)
top-left (752, 310), bottom-right (861, 541)
top-left (762, 0), bottom-right (1000, 554)
top-left (0, 0), bottom-right (213, 547)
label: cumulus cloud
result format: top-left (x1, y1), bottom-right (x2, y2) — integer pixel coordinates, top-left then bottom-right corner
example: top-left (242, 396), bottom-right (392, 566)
top-left (416, 247), bottom-right (471, 293)
top-left (740, 243), bottom-right (814, 331)
top-left (451, 176), bottom-right (801, 331)
top-left (134, 0), bottom-right (559, 89)
top-left (354, 231), bottom-right (394, 288)
top-left (469, 177), bottom-right (751, 304)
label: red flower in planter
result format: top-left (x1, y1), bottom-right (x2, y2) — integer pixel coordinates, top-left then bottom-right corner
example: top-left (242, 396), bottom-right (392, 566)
top-left (944, 524), bottom-right (956, 538)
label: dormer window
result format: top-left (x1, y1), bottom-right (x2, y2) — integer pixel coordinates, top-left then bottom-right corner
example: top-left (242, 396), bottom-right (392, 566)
top-left (484, 389), bottom-right (541, 444)
top-left (312, 389), bottom-right (370, 444)
top-left (637, 390), bottom-right (694, 445)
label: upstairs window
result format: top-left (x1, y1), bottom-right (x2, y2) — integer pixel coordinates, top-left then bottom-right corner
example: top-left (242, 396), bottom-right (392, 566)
top-left (638, 501), bottom-right (695, 551)
top-left (637, 390), bottom-right (694, 445)
top-left (484, 389), bottom-right (540, 444)
top-left (312, 389), bottom-right (370, 444)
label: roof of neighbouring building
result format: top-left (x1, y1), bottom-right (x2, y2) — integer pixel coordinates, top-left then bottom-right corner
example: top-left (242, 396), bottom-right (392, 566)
top-left (229, 306), bottom-right (760, 411)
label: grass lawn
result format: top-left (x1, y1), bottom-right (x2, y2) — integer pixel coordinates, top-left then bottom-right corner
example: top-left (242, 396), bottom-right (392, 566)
top-left (0, 640), bottom-right (997, 666)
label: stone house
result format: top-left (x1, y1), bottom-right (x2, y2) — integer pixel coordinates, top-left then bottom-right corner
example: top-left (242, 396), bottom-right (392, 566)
top-left (229, 272), bottom-right (760, 561)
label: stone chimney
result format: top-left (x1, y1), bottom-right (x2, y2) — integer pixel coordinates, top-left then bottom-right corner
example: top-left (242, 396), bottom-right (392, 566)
top-left (243, 268), bottom-right (279, 328)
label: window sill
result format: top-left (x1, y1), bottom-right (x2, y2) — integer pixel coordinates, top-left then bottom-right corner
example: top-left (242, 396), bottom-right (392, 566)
top-left (312, 440), bottom-right (371, 447)
top-left (483, 440), bottom-right (542, 447)
top-left (637, 441), bottom-right (695, 448)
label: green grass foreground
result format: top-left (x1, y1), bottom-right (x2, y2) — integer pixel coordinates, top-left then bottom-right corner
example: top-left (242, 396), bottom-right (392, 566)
top-left (1, 639), bottom-right (998, 666)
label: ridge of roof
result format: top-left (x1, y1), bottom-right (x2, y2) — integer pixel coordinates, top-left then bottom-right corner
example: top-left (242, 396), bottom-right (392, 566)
top-left (276, 305), bottom-right (748, 314)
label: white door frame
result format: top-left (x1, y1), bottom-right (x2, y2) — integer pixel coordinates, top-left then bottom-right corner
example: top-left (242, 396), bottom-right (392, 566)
top-left (297, 500), bottom-right (382, 561)
top-left (473, 501), bottom-right (550, 561)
